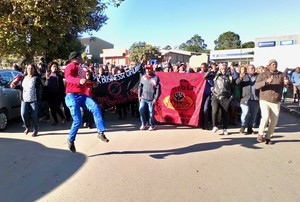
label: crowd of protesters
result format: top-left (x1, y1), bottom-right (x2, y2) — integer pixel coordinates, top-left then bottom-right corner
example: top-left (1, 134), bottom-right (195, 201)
top-left (8, 55), bottom-right (296, 150)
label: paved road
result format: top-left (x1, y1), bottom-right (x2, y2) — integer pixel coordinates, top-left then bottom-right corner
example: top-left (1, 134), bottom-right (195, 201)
top-left (0, 110), bottom-right (300, 202)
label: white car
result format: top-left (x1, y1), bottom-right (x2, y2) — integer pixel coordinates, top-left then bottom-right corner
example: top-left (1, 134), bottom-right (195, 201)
top-left (0, 69), bottom-right (22, 131)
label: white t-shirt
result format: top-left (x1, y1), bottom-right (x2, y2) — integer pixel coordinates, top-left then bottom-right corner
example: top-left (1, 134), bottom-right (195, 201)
top-left (22, 76), bottom-right (37, 102)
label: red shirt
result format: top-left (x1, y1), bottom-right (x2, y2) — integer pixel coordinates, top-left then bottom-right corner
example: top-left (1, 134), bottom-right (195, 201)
top-left (65, 61), bottom-right (87, 94)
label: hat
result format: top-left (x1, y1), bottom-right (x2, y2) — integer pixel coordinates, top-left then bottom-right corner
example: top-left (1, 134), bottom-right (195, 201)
top-left (145, 64), bottom-right (153, 70)
top-left (68, 51), bottom-right (81, 61)
top-left (268, 59), bottom-right (277, 66)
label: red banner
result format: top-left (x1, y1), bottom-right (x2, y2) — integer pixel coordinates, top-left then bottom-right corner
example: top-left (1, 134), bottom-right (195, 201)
top-left (155, 72), bottom-right (206, 127)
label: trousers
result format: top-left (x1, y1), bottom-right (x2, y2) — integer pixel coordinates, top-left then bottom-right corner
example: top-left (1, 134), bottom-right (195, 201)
top-left (65, 93), bottom-right (106, 142)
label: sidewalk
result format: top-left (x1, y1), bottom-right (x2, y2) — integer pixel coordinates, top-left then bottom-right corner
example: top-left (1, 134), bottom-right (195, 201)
top-left (281, 97), bottom-right (300, 118)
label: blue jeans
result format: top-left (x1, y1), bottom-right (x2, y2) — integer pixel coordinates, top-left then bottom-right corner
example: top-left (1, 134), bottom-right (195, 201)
top-left (240, 100), bottom-right (259, 127)
top-left (139, 99), bottom-right (155, 127)
top-left (65, 94), bottom-right (106, 142)
top-left (21, 101), bottom-right (39, 132)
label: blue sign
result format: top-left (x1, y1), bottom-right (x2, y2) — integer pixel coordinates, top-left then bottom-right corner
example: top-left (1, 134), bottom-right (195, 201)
top-left (258, 41), bottom-right (276, 47)
top-left (280, 40), bottom-right (294, 46)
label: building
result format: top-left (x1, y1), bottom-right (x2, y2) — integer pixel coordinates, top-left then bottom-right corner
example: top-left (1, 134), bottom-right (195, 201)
top-left (79, 37), bottom-right (114, 63)
top-left (210, 48), bottom-right (254, 65)
top-left (209, 34), bottom-right (300, 71)
top-left (100, 48), bottom-right (130, 66)
top-left (160, 49), bottom-right (193, 64)
top-left (254, 34), bottom-right (300, 71)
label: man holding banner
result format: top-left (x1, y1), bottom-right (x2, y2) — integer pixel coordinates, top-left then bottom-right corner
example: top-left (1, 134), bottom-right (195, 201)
top-left (138, 64), bottom-right (161, 131)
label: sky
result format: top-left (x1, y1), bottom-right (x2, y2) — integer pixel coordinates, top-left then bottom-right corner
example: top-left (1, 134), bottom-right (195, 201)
top-left (84, 0), bottom-right (300, 50)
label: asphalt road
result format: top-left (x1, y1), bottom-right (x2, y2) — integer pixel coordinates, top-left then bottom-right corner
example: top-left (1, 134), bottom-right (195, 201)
top-left (1, 110), bottom-right (300, 202)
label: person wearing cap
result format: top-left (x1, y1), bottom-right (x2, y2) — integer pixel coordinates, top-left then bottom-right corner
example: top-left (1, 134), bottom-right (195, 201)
top-left (255, 59), bottom-right (290, 145)
top-left (291, 67), bottom-right (300, 103)
top-left (64, 51), bottom-right (109, 153)
top-left (138, 64), bottom-right (161, 131)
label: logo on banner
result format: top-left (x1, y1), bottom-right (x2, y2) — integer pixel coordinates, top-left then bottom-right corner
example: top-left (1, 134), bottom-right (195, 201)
top-left (163, 92), bottom-right (194, 110)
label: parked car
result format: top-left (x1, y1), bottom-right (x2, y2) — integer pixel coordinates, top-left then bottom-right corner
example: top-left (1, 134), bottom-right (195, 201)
top-left (0, 69), bottom-right (23, 131)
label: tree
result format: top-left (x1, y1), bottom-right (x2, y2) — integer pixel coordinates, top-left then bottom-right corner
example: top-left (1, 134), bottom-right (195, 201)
top-left (163, 45), bottom-right (172, 50)
top-left (0, 0), bottom-right (124, 63)
top-left (129, 42), bottom-right (162, 64)
top-left (242, 41), bottom-right (255, 48)
top-left (214, 31), bottom-right (241, 50)
top-left (178, 34), bottom-right (207, 53)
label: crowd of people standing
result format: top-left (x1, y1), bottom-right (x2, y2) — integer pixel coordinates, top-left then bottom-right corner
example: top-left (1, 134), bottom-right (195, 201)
top-left (9, 54), bottom-right (296, 151)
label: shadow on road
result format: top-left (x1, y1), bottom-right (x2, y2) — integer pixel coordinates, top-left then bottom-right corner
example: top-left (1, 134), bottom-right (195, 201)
top-left (90, 135), bottom-right (300, 160)
top-left (0, 138), bottom-right (86, 201)
top-left (90, 137), bottom-right (267, 159)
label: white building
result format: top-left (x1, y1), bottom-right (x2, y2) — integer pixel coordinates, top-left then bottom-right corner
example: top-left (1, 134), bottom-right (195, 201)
top-left (254, 34), bottom-right (300, 71)
top-left (210, 48), bottom-right (254, 65)
top-left (209, 34), bottom-right (300, 72)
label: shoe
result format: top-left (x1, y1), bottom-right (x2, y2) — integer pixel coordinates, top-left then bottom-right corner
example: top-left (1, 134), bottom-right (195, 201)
top-left (67, 139), bottom-right (76, 153)
top-left (257, 134), bottom-right (265, 143)
top-left (239, 127), bottom-right (245, 134)
top-left (265, 139), bottom-right (273, 145)
top-left (97, 132), bottom-right (109, 143)
top-left (140, 125), bottom-right (146, 130)
top-left (83, 122), bottom-right (88, 128)
top-left (247, 127), bottom-right (254, 134)
top-left (32, 131), bottom-right (38, 137)
top-left (212, 126), bottom-right (218, 133)
top-left (223, 129), bottom-right (228, 135)
top-left (24, 128), bottom-right (29, 135)
top-left (148, 126), bottom-right (155, 131)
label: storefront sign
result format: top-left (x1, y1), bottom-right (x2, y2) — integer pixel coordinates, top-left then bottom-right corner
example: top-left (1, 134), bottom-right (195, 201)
top-left (280, 40), bottom-right (294, 46)
top-left (258, 41), bottom-right (276, 47)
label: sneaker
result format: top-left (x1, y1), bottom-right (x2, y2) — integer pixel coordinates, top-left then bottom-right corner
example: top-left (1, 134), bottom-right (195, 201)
top-left (140, 125), bottom-right (146, 130)
top-left (32, 131), bottom-right (38, 137)
top-left (223, 129), bottom-right (228, 135)
top-left (67, 139), bottom-right (76, 153)
top-left (24, 128), bottom-right (29, 135)
top-left (83, 122), bottom-right (88, 128)
top-left (239, 127), bottom-right (245, 134)
top-left (212, 126), bottom-right (218, 133)
top-left (97, 132), bottom-right (109, 143)
top-left (148, 126), bottom-right (156, 131)
top-left (257, 134), bottom-right (265, 143)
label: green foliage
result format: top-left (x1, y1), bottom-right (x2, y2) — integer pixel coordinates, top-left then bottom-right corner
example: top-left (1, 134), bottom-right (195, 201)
top-left (179, 34), bottom-right (207, 52)
top-left (163, 45), bottom-right (172, 50)
top-left (214, 31), bottom-right (241, 50)
top-left (242, 41), bottom-right (255, 48)
top-left (129, 42), bottom-right (162, 63)
top-left (0, 0), bottom-right (124, 63)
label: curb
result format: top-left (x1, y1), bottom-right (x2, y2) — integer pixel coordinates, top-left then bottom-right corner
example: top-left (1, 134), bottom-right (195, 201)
top-left (280, 104), bottom-right (300, 119)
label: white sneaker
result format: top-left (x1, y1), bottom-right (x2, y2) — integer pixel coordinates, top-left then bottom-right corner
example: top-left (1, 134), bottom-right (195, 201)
top-left (148, 126), bottom-right (155, 131)
top-left (212, 127), bottom-right (218, 133)
top-left (140, 125), bottom-right (146, 130)
top-left (223, 129), bottom-right (228, 135)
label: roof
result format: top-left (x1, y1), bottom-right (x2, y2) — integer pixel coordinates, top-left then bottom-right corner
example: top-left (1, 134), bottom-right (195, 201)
top-left (160, 49), bottom-right (192, 56)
